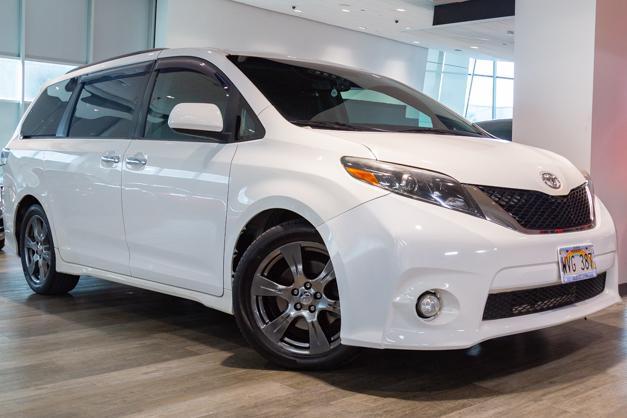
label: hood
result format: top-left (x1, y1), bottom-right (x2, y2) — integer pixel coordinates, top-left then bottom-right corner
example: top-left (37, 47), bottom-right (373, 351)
top-left (322, 131), bottom-right (586, 195)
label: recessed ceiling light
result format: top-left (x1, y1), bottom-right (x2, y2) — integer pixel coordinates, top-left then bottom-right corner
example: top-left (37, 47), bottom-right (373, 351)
top-left (470, 46), bottom-right (479, 49)
top-left (341, 8), bottom-right (350, 12)
top-left (412, 41), bottom-right (421, 44)
top-left (396, 8), bottom-right (407, 12)
top-left (292, 6), bottom-right (303, 13)
top-left (358, 26), bottom-right (367, 30)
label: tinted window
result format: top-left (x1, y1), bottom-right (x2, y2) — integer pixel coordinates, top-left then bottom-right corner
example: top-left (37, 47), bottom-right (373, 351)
top-left (231, 56), bottom-right (486, 137)
top-left (69, 71), bottom-right (149, 138)
top-left (21, 79), bottom-right (75, 137)
top-left (144, 70), bottom-right (229, 140)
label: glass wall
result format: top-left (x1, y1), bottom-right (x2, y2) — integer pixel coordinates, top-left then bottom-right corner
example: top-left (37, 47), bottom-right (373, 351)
top-left (423, 49), bottom-right (515, 123)
top-left (0, 0), bottom-right (156, 147)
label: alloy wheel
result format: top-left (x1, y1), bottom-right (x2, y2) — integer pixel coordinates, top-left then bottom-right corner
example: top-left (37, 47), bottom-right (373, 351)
top-left (23, 215), bottom-right (52, 284)
top-left (250, 241), bottom-right (341, 355)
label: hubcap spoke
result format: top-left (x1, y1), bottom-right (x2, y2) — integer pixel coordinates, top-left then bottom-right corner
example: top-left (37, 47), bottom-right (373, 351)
top-left (251, 274), bottom-right (290, 300)
top-left (262, 309), bottom-right (296, 343)
top-left (38, 258), bottom-right (47, 279)
top-left (27, 257), bottom-right (37, 275)
top-left (321, 298), bottom-right (341, 315)
top-left (280, 243), bottom-right (305, 284)
top-left (307, 319), bottom-right (331, 354)
top-left (313, 259), bottom-right (335, 288)
top-left (32, 219), bottom-right (43, 242)
top-left (25, 238), bottom-right (38, 252)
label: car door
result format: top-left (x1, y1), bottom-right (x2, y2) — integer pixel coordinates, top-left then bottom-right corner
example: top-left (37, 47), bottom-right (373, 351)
top-left (44, 62), bottom-right (152, 275)
top-left (121, 57), bottom-right (242, 295)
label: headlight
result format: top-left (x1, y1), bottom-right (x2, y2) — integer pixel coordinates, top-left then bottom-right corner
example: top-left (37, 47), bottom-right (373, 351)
top-left (341, 156), bottom-right (484, 218)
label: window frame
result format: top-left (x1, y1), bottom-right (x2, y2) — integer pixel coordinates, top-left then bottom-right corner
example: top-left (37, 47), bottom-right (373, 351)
top-left (62, 61), bottom-right (155, 139)
top-left (136, 56), bottom-right (265, 143)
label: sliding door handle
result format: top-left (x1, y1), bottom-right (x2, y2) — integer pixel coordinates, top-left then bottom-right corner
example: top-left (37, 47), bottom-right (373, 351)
top-left (125, 154), bottom-right (147, 167)
top-left (101, 154), bottom-right (120, 164)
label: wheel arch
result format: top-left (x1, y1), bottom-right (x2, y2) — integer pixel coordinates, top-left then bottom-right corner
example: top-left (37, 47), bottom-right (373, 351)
top-left (227, 197), bottom-right (331, 285)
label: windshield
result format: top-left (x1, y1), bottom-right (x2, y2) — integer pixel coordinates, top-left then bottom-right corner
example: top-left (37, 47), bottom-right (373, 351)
top-left (229, 55), bottom-right (487, 137)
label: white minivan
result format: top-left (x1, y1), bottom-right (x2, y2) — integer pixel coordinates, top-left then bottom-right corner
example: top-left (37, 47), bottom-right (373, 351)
top-left (1, 48), bottom-right (620, 369)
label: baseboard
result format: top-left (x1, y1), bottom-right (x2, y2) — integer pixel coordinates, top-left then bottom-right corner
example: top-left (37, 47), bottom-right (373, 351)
top-left (619, 283), bottom-right (627, 296)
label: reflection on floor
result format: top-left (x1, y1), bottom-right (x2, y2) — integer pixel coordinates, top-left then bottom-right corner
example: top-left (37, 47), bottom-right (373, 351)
top-left (0, 250), bottom-right (625, 417)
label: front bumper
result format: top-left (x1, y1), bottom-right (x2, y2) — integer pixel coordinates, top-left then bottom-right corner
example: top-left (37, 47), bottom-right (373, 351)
top-left (320, 193), bottom-right (620, 350)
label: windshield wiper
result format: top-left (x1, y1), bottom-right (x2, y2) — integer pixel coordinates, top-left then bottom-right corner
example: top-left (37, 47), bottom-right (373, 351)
top-left (397, 127), bottom-right (485, 137)
top-left (291, 120), bottom-right (386, 132)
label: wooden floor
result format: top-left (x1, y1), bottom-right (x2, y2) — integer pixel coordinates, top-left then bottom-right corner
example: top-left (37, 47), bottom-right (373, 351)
top-left (0, 251), bottom-right (626, 417)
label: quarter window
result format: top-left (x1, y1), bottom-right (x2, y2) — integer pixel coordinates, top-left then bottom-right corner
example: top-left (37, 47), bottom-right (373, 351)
top-left (144, 70), bottom-right (229, 140)
top-left (68, 71), bottom-right (149, 138)
top-left (21, 79), bottom-right (75, 137)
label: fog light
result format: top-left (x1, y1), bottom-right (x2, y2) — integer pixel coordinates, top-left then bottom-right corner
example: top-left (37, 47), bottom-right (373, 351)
top-left (416, 291), bottom-right (441, 319)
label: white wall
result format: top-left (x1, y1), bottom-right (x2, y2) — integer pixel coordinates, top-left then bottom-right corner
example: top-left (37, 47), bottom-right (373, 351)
top-left (513, 0), bottom-right (597, 171)
top-left (155, 0), bottom-right (428, 90)
top-left (514, 0), bottom-right (627, 283)
top-left (591, 0), bottom-right (627, 285)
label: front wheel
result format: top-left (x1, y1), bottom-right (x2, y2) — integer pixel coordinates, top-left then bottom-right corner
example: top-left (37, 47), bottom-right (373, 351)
top-left (234, 221), bottom-right (358, 370)
top-left (19, 204), bottom-right (79, 295)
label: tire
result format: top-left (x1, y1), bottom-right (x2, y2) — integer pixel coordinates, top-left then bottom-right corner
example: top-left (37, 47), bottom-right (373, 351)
top-left (19, 204), bottom-right (79, 295)
top-left (233, 220), bottom-right (358, 370)
top-left (0, 238), bottom-right (4, 251)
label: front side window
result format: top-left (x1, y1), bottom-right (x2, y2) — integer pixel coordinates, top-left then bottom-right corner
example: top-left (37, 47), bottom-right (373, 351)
top-left (230, 56), bottom-right (486, 137)
top-left (68, 70), bottom-right (149, 138)
top-left (21, 78), bottom-right (75, 137)
top-left (144, 70), bottom-right (230, 140)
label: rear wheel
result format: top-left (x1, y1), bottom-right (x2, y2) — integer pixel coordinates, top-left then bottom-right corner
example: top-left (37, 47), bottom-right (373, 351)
top-left (19, 205), bottom-right (79, 295)
top-left (234, 220), bottom-right (358, 370)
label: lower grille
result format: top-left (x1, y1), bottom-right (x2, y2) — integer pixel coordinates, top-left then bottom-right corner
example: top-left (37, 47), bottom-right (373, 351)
top-left (482, 273), bottom-right (606, 320)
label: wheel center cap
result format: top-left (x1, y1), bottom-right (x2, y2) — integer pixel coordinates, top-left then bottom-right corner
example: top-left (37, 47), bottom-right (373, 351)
top-left (300, 291), bottom-right (313, 305)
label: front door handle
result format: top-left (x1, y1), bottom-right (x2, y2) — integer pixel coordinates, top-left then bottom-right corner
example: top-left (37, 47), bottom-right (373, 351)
top-left (125, 154), bottom-right (147, 167)
top-left (101, 153), bottom-right (120, 164)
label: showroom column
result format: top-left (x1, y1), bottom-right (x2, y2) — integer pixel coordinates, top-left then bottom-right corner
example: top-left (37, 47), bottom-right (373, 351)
top-left (514, 0), bottom-right (627, 284)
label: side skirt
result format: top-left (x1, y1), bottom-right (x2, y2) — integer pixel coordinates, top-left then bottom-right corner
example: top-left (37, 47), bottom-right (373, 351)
top-left (55, 250), bottom-right (233, 314)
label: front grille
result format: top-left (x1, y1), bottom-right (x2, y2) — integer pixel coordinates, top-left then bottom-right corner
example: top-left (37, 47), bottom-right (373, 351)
top-left (476, 184), bottom-right (592, 232)
top-left (482, 273), bottom-right (606, 320)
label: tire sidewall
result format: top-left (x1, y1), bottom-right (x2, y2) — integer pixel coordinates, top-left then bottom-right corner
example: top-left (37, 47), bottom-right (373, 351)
top-left (233, 221), bottom-right (356, 370)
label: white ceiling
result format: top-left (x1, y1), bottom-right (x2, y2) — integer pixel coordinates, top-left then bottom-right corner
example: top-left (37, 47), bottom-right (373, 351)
top-left (231, 0), bottom-right (515, 60)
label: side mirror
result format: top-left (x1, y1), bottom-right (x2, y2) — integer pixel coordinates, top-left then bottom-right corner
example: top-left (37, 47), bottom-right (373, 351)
top-left (168, 103), bottom-right (224, 135)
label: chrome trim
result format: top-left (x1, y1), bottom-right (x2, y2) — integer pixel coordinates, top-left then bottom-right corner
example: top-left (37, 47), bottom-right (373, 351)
top-left (464, 183), bottom-right (596, 235)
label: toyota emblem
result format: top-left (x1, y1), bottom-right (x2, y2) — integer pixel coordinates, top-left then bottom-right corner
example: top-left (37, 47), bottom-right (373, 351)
top-left (541, 172), bottom-right (561, 189)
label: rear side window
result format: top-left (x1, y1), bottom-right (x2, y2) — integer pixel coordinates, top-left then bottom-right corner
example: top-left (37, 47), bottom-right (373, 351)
top-left (144, 70), bottom-right (229, 140)
top-left (69, 71), bottom-right (149, 138)
top-left (21, 79), bottom-right (75, 137)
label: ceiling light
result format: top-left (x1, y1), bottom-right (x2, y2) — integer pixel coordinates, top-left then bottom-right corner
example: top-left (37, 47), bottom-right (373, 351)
top-left (412, 41), bottom-right (420, 44)
top-left (358, 26), bottom-right (367, 30)
top-left (396, 8), bottom-right (407, 12)
top-left (405, 26), bottom-right (411, 30)
top-left (341, 8), bottom-right (350, 12)
top-left (470, 46), bottom-right (479, 49)
top-left (291, 5), bottom-right (303, 13)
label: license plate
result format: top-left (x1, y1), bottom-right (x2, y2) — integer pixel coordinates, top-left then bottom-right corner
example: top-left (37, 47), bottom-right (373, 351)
top-left (558, 245), bottom-right (597, 283)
